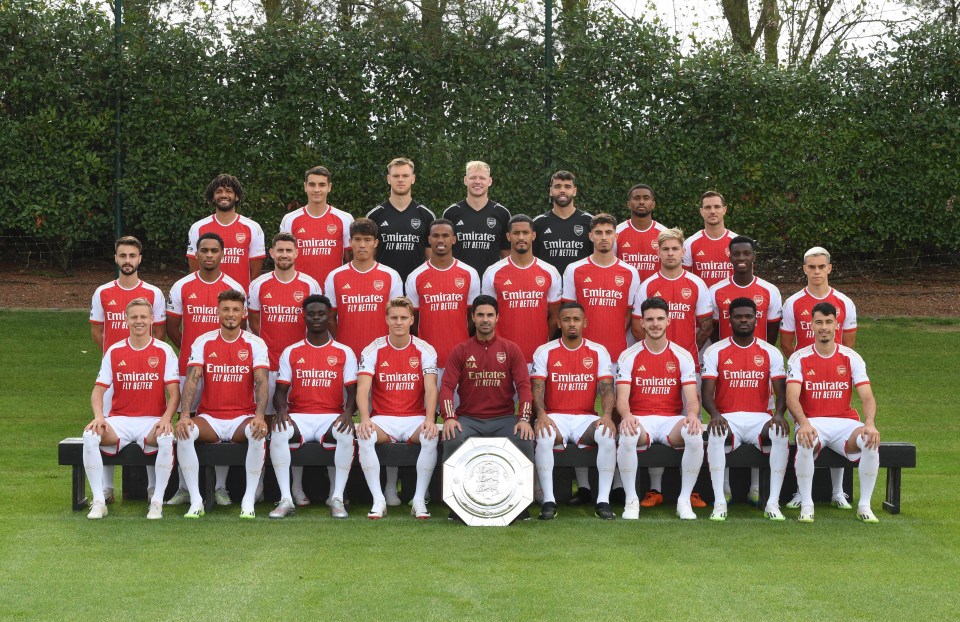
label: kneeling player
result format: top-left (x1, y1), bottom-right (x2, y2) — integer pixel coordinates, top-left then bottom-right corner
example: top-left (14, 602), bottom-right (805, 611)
top-left (269, 295), bottom-right (358, 518)
top-left (787, 302), bottom-right (881, 523)
top-left (532, 303), bottom-right (617, 520)
top-left (356, 297), bottom-right (439, 519)
top-left (702, 297), bottom-right (789, 521)
top-left (616, 297), bottom-right (704, 520)
top-left (84, 298), bottom-right (179, 519)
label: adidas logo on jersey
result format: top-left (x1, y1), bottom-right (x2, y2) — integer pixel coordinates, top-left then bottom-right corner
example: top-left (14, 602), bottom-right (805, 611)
top-left (381, 221), bottom-right (389, 227)
top-left (553, 361), bottom-right (563, 367)
top-left (544, 228), bottom-right (552, 234)
top-left (653, 291), bottom-right (662, 297)
top-left (297, 227), bottom-right (307, 233)
top-left (208, 352), bottom-right (217, 358)
top-left (264, 292), bottom-right (273, 299)
top-left (637, 365), bottom-right (646, 372)
top-left (118, 360), bottom-right (127, 367)
top-left (424, 282), bottom-right (433, 289)
top-left (584, 277), bottom-right (592, 283)
top-left (343, 283), bottom-right (351, 290)
top-left (504, 279), bottom-right (513, 286)
top-left (724, 358), bottom-right (734, 365)
top-left (723, 298), bottom-right (731, 305)
top-left (801, 309), bottom-right (810, 316)
top-left (697, 250), bottom-right (706, 256)
top-left (297, 357), bottom-right (306, 364)
top-left (189, 293), bottom-right (197, 300)
top-left (621, 241), bottom-right (631, 248)
top-left (807, 369), bottom-right (816, 376)
top-left (380, 361), bottom-right (389, 367)
top-left (466, 355), bottom-right (477, 369)
top-left (456, 220), bottom-right (465, 226)
top-left (107, 299), bottom-right (117, 306)
top-left (466, 356), bottom-right (475, 362)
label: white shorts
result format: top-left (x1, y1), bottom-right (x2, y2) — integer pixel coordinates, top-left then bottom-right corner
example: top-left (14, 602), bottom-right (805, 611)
top-left (543, 413), bottom-right (600, 448)
top-left (635, 414), bottom-right (685, 451)
top-left (809, 417), bottom-right (863, 460)
top-left (719, 412), bottom-right (774, 453)
top-left (266, 370), bottom-right (278, 416)
top-left (289, 412), bottom-right (340, 448)
top-left (179, 375), bottom-right (203, 413)
top-left (371, 415), bottom-right (426, 443)
top-left (100, 416), bottom-right (160, 456)
top-left (197, 413), bottom-right (252, 442)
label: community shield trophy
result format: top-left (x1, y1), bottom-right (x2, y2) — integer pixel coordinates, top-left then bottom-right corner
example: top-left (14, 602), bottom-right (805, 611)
top-left (443, 437), bottom-right (534, 526)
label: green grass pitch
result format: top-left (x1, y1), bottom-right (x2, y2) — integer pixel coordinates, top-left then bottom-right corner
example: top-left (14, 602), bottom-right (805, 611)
top-left (0, 311), bottom-right (957, 620)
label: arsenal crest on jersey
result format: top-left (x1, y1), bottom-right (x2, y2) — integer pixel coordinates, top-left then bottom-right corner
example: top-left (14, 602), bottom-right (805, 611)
top-left (614, 275), bottom-right (625, 287)
top-left (236, 232), bottom-right (247, 245)
top-left (411, 218), bottom-right (422, 229)
top-left (238, 349), bottom-right (249, 361)
top-left (326, 223), bottom-right (338, 235)
top-left (454, 277), bottom-right (465, 289)
top-left (754, 295), bottom-right (764, 306)
top-left (651, 240), bottom-right (659, 250)
top-left (574, 225), bottom-right (584, 236)
top-left (327, 355), bottom-right (338, 366)
top-left (373, 280), bottom-right (384, 291)
top-left (665, 361), bottom-right (677, 373)
top-left (583, 357), bottom-right (594, 369)
top-left (724, 248), bottom-right (730, 257)
top-left (754, 355), bottom-right (765, 367)
top-left (409, 357), bottom-right (420, 369)
top-left (293, 290), bottom-right (304, 303)
top-left (496, 352), bottom-right (507, 364)
top-left (486, 217), bottom-right (497, 229)
top-left (837, 365), bottom-right (847, 376)
top-left (681, 287), bottom-right (692, 300)
top-left (535, 275), bottom-right (546, 288)
top-left (148, 356), bottom-right (159, 369)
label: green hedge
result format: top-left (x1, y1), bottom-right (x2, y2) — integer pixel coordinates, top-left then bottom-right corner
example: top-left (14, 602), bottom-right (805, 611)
top-left (2, 2), bottom-right (958, 264)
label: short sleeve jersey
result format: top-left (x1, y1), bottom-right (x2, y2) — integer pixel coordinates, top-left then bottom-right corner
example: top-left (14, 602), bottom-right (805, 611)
top-left (276, 338), bottom-right (358, 415)
top-left (90, 279), bottom-right (166, 352)
top-left (702, 337), bottom-right (785, 414)
top-left (780, 288), bottom-right (857, 350)
top-left (366, 200), bottom-right (435, 282)
top-left (358, 336), bottom-right (438, 417)
top-left (787, 344), bottom-right (869, 421)
top-left (323, 262), bottom-right (403, 358)
top-left (95, 338), bottom-right (179, 417)
top-left (247, 271), bottom-right (322, 369)
top-left (709, 276), bottom-right (784, 341)
top-left (442, 200), bottom-right (511, 275)
top-left (189, 329), bottom-right (269, 420)
top-left (615, 220), bottom-right (666, 281)
top-left (632, 271), bottom-right (713, 365)
top-left (533, 209), bottom-right (594, 276)
top-left (562, 257), bottom-right (641, 361)
top-left (616, 341), bottom-right (697, 416)
top-left (531, 339), bottom-right (612, 415)
top-left (186, 214), bottom-right (266, 290)
top-left (482, 257), bottom-right (562, 363)
top-left (682, 229), bottom-right (737, 287)
top-left (405, 259), bottom-right (481, 368)
top-left (167, 272), bottom-right (246, 376)
top-left (279, 206), bottom-right (353, 286)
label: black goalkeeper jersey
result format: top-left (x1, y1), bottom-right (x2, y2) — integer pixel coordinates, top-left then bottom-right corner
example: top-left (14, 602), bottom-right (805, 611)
top-left (532, 208), bottom-right (594, 276)
top-left (442, 200), bottom-right (511, 276)
top-left (367, 200), bottom-right (435, 283)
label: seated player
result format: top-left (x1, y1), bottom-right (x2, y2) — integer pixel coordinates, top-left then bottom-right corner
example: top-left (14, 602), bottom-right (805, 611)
top-left (174, 290), bottom-right (270, 519)
top-left (616, 296), bottom-right (704, 520)
top-left (787, 302), bottom-right (881, 523)
top-left (269, 295), bottom-right (358, 519)
top-left (356, 297), bottom-right (439, 520)
top-left (83, 298), bottom-right (179, 519)
top-left (532, 303), bottom-right (618, 520)
top-left (702, 297), bottom-right (789, 521)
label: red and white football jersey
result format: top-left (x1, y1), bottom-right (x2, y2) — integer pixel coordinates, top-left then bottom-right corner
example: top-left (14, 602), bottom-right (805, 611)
top-left (702, 337), bottom-right (785, 414)
top-left (189, 329), bottom-right (269, 419)
top-left (481, 257), bottom-right (561, 363)
top-left (682, 229), bottom-right (737, 287)
top-left (247, 271), bottom-right (322, 369)
top-left (406, 259), bottom-right (481, 368)
top-left (279, 205), bottom-right (353, 286)
top-left (277, 338), bottom-right (358, 414)
top-left (709, 276), bottom-right (783, 341)
top-left (562, 257), bottom-right (640, 361)
top-left (186, 214), bottom-right (266, 290)
top-left (324, 262), bottom-right (403, 358)
top-left (616, 340), bottom-right (697, 416)
top-left (167, 272), bottom-right (246, 376)
top-left (615, 220), bottom-right (666, 281)
top-left (95, 338), bottom-right (178, 417)
top-left (787, 344), bottom-right (868, 421)
top-left (90, 279), bottom-right (166, 352)
top-left (632, 271), bottom-right (713, 365)
top-left (531, 339), bottom-right (612, 415)
top-left (781, 288), bottom-right (857, 350)
top-left (358, 336), bottom-right (438, 417)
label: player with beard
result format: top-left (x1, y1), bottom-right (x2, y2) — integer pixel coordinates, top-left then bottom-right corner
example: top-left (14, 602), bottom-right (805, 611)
top-left (442, 161), bottom-right (511, 276)
top-left (683, 191), bottom-right (737, 287)
top-left (533, 171), bottom-right (593, 277)
top-left (616, 184), bottom-right (666, 282)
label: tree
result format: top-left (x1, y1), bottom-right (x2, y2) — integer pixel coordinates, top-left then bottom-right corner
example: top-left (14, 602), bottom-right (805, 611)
top-left (903, 0), bottom-right (959, 26)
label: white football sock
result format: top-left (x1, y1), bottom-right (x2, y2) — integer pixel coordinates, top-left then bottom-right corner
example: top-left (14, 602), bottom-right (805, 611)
top-left (331, 425), bottom-right (355, 499)
top-left (575, 467), bottom-right (590, 490)
top-left (415, 433), bottom-right (438, 502)
top-left (707, 432), bottom-right (727, 506)
top-left (856, 436), bottom-right (880, 509)
top-left (103, 464), bottom-right (115, 490)
top-left (241, 424), bottom-right (265, 512)
top-left (215, 465), bottom-right (229, 490)
top-left (594, 427), bottom-right (616, 504)
top-left (270, 425), bottom-right (295, 503)
top-left (152, 433), bottom-right (175, 505)
top-left (648, 467), bottom-right (664, 492)
top-left (357, 434), bottom-right (385, 504)
top-left (176, 425), bottom-right (203, 506)
top-left (386, 466), bottom-right (399, 497)
top-left (82, 430), bottom-right (105, 504)
top-left (324, 466), bottom-right (336, 498)
top-left (146, 465), bottom-right (157, 492)
top-left (795, 444), bottom-right (816, 508)
top-left (679, 427), bottom-right (705, 501)
top-left (616, 433), bottom-right (641, 502)
top-left (535, 432), bottom-right (557, 504)
top-left (831, 467), bottom-right (845, 496)
top-left (291, 466), bottom-right (305, 495)
top-left (767, 431), bottom-right (789, 508)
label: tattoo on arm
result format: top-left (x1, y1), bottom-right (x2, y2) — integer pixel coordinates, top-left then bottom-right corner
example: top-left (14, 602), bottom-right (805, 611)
top-left (531, 378), bottom-right (546, 417)
top-left (254, 368), bottom-right (269, 414)
top-left (180, 366), bottom-right (201, 413)
top-left (598, 379), bottom-right (614, 416)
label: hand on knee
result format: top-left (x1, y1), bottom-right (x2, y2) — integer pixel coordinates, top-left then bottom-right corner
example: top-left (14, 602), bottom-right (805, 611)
top-left (357, 433), bottom-right (376, 448)
top-left (331, 425), bottom-right (354, 443)
top-left (419, 431), bottom-right (438, 447)
top-left (156, 433), bottom-right (174, 448)
top-left (594, 427), bottom-right (616, 449)
top-left (535, 432), bottom-right (557, 449)
top-left (681, 426), bottom-right (701, 442)
top-left (82, 430), bottom-right (102, 445)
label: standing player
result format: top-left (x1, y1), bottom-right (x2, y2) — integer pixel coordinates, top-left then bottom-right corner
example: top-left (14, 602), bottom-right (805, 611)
top-left (247, 232), bottom-right (321, 506)
top-left (324, 218), bottom-right (404, 359)
top-left (356, 297), bottom-right (439, 520)
top-left (367, 157), bottom-right (435, 283)
top-left (186, 174), bottom-right (265, 291)
top-left (616, 297), bottom-right (704, 520)
top-left (90, 235), bottom-right (166, 502)
top-left (683, 191), bottom-right (737, 287)
top-left (279, 166), bottom-right (354, 286)
top-left (709, 236), bottom-right (782, 344)
top-left (616, 184), bottom-right (666, 282)
top-left (702, 297), bottom-right (789, 521)
top-left (532, 303), bottom-right (618, 520)
top-left (269, 295), bottom-right (358, 519)
top-left (482, 215), bottom-right (561, 365)
top-left (442, 161), bottom-right (511, 276)
top-left (787, 302), bottom-right (880, 523)
top-left (533, 170), bottom-right (593, 277)
top-left (82, 298), bottom-right (179, 519)
top-left (781, 246), bottom-right (858, 509)
top-left (175, 290), bottom-right (270, 519)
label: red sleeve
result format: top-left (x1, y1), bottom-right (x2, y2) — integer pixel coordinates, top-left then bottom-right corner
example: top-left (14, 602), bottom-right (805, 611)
top-left (510, 342), bottom-right (533, 419)
top-left (439, 343), bottom-right (464, 420)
